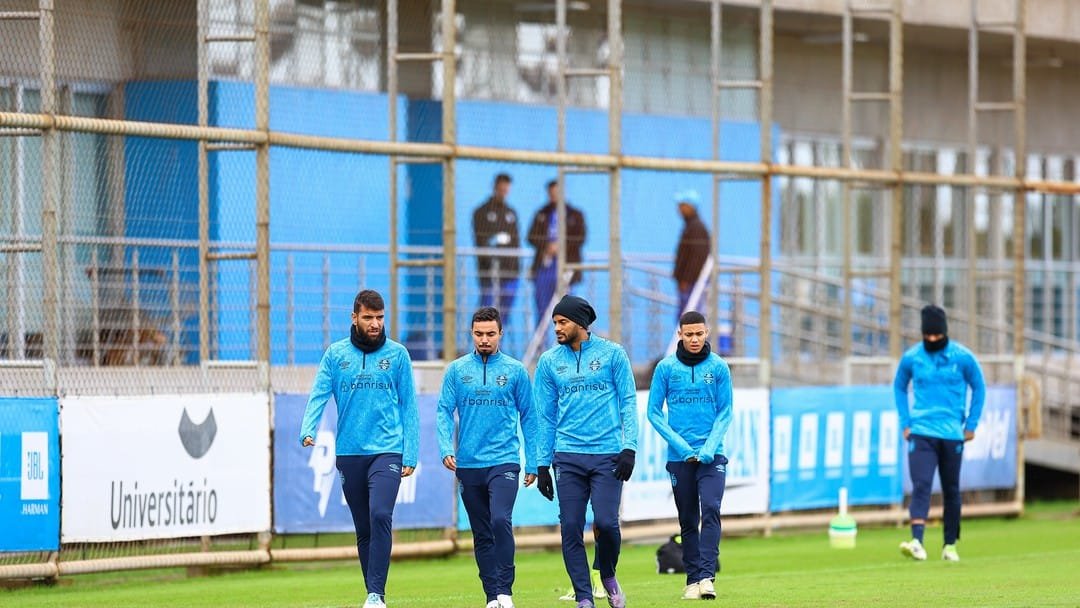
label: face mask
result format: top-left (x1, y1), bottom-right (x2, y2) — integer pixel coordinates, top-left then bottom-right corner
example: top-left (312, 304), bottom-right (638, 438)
top-left (923, 336), bottom-right (948, 353)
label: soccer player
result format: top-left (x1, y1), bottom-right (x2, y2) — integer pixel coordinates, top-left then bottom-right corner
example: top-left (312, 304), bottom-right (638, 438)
top-left (647, 311), bottom-right (732, 600)
top-left (534, 295), bottom-right (639, 608)
top-left (437, 307), bottom-right (538, 608)
top-left (894, 304), bottom-right (986, 562)
top-left (300, 289), bottom-right (419, 608)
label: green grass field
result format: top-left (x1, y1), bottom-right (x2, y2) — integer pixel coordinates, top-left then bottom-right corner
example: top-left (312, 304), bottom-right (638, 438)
top-left (5, 502), bottom-right (1079, 608)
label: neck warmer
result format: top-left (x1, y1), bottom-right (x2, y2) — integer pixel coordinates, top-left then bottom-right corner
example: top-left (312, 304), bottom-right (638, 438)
top-left (676, 340), bottom-right (711, 367)
top-left (351, 324), bottom-right (387, 353)
top-left (923, 336), bottom-right (949, 353)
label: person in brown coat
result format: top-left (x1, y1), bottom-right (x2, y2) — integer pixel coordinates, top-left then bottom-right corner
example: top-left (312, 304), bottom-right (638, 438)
top-left (673, 190), bottom-right (710, 317)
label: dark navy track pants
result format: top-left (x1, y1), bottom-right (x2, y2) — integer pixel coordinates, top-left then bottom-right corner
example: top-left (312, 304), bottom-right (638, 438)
top-left (458, 463), bottom-right (521, 601)
top-left (667, 456), bottom-right (727, 585)
top-left (553, 452), bottom-right (623, 603)
top-left (337, 453), bottom-right (402, 597)
top-left (908, 434), bottom-right (964, 545)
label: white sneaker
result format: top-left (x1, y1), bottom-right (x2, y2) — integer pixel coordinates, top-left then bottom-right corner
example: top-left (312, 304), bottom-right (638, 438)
top-left (486, 601), bottom-right (501, 608)
top-left (899, 539), bottom-right (927, 561)
top-left (497, 594), bottom-right (515, 608)
top-left (681, 583), bottom-right (701, 600)
top-left (942, 544), bottom-right (960, 562)
top-left (559, 589), bottom-right (577, 601)
top-left (698, 578), bottom-right (716, 600)
top-left (363, 593), bottom-right (386, 608)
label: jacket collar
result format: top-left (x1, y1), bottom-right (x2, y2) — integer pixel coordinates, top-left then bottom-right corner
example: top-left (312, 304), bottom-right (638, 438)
top-left (561, 332), bottom-right (594, 354)
top-left (471, 350), bottom-right (502, 364)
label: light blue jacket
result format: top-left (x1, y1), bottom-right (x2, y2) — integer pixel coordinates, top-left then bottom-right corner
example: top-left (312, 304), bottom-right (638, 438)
top-left (300, 338), bottom-right (420, 467)
top-left (436, 350), bottom-right (538, 473)
top-left (647, 351), bottom-right (733, 464)
top-left (533, 334), bottom-right (639, 466)
top-left (893, 340), bottom-right (986, 441)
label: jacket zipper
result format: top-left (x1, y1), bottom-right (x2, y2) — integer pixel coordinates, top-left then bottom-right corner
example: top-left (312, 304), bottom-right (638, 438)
top-left (362, 352), bottom-right (366, 369)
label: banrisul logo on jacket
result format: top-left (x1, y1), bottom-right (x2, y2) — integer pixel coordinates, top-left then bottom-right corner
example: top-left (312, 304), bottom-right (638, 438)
top-left (378, 358), bottom-right (391, 371)
top-left (703, 372), bottom-right (715, 384)
top-left (496, 374), bottom-right (508, 387)
top-left (589, 359), bottom-right (601, 372)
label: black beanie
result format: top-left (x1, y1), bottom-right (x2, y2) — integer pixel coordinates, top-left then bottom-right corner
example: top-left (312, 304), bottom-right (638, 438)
top-left (552, 295), bottom-right (597, 329)
top-left (921, 305), bottom-right (948, 336)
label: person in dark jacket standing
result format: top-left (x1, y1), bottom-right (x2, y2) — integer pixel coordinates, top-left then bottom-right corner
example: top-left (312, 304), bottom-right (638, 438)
top-left (473, 173), bottom-right (522, 313)
top-left (673, 190), bottom-right (711, 318)
top-left (526, 179), bottom-right (587, 326)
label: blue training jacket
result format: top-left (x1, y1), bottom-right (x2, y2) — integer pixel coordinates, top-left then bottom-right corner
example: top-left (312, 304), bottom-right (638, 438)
top-left (893, 340), bottom-right (986, 441)
top-left (436, 350), bottom-right (538, 474)
top-left (299, 337), bottom-right (420, 467)
top-left (647, 351), bottom-right (733, 464)
top-left (533, 334), bottom-right (639, 466)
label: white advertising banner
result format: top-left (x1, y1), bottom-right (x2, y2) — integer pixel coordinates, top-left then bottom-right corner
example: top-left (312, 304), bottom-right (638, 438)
top-left (61, 393), bottom-right (271, 542)
top-left (624, 388), bottom-right (770, 521)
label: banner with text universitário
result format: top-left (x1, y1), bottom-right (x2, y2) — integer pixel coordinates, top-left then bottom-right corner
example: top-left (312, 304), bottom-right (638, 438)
top-left (61, 394), bottom-right (271, 542)
top-left (273, 393), bottom-right (455, 533)
top-left (770, 386), bottom-right (903, 512)
top-left (902, 386), bottom-right (1018, 493)
top-left (0, 397), bottom-right (60, 552)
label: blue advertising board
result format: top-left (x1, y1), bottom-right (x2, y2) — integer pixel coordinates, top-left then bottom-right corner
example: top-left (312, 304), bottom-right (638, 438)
top-left (0, 397), bottom-right (60, 552)
top-left (273, 393), bottom-right (455, 533)
top-left (902, 386), bottom-right (1018, 493)
top-left (770, 386), bottom-right (903, 512)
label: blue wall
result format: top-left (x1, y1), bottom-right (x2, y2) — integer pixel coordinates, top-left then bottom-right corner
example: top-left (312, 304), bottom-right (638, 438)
top-left (124, 81), bottom-right (202, 362)
top-left (124, 81), bottom-right (778, 364)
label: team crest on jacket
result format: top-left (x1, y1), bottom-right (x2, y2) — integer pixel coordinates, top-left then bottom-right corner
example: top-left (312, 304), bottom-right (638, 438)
top-left (703, 372), bottom-right (715, 384)
top-left (589, 359), bottom-right (601, 371)
top-left (496, 374), bottom-right (508, 387)
top-left (378, 358), bottom-right (391, 371)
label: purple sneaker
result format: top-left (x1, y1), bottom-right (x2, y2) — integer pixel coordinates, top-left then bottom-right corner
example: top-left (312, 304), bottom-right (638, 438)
top-left (576, 601), bottom-right (595, 608)
top-left (601, 577), bottom-right (626, 608)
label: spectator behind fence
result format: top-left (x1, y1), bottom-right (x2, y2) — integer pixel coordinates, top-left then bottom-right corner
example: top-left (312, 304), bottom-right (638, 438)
top-left (673, 190), bottom-right (711, 318)
top-left (526, 179), bottom-right (586, 327)
top-left (472, 173), bottom-right (522, 314)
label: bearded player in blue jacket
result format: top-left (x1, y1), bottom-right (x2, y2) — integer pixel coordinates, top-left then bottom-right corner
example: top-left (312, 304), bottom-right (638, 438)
top-left (647, 311), bottom-right (732, 601)
top-left (437, 306), bottom-right (538, 608)
top-left (300, 290), bottom-right (420, 608)
top-left (894, 304), bottom-right (985, 562)
top-left (534, 295), bottom-right (638, 608)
